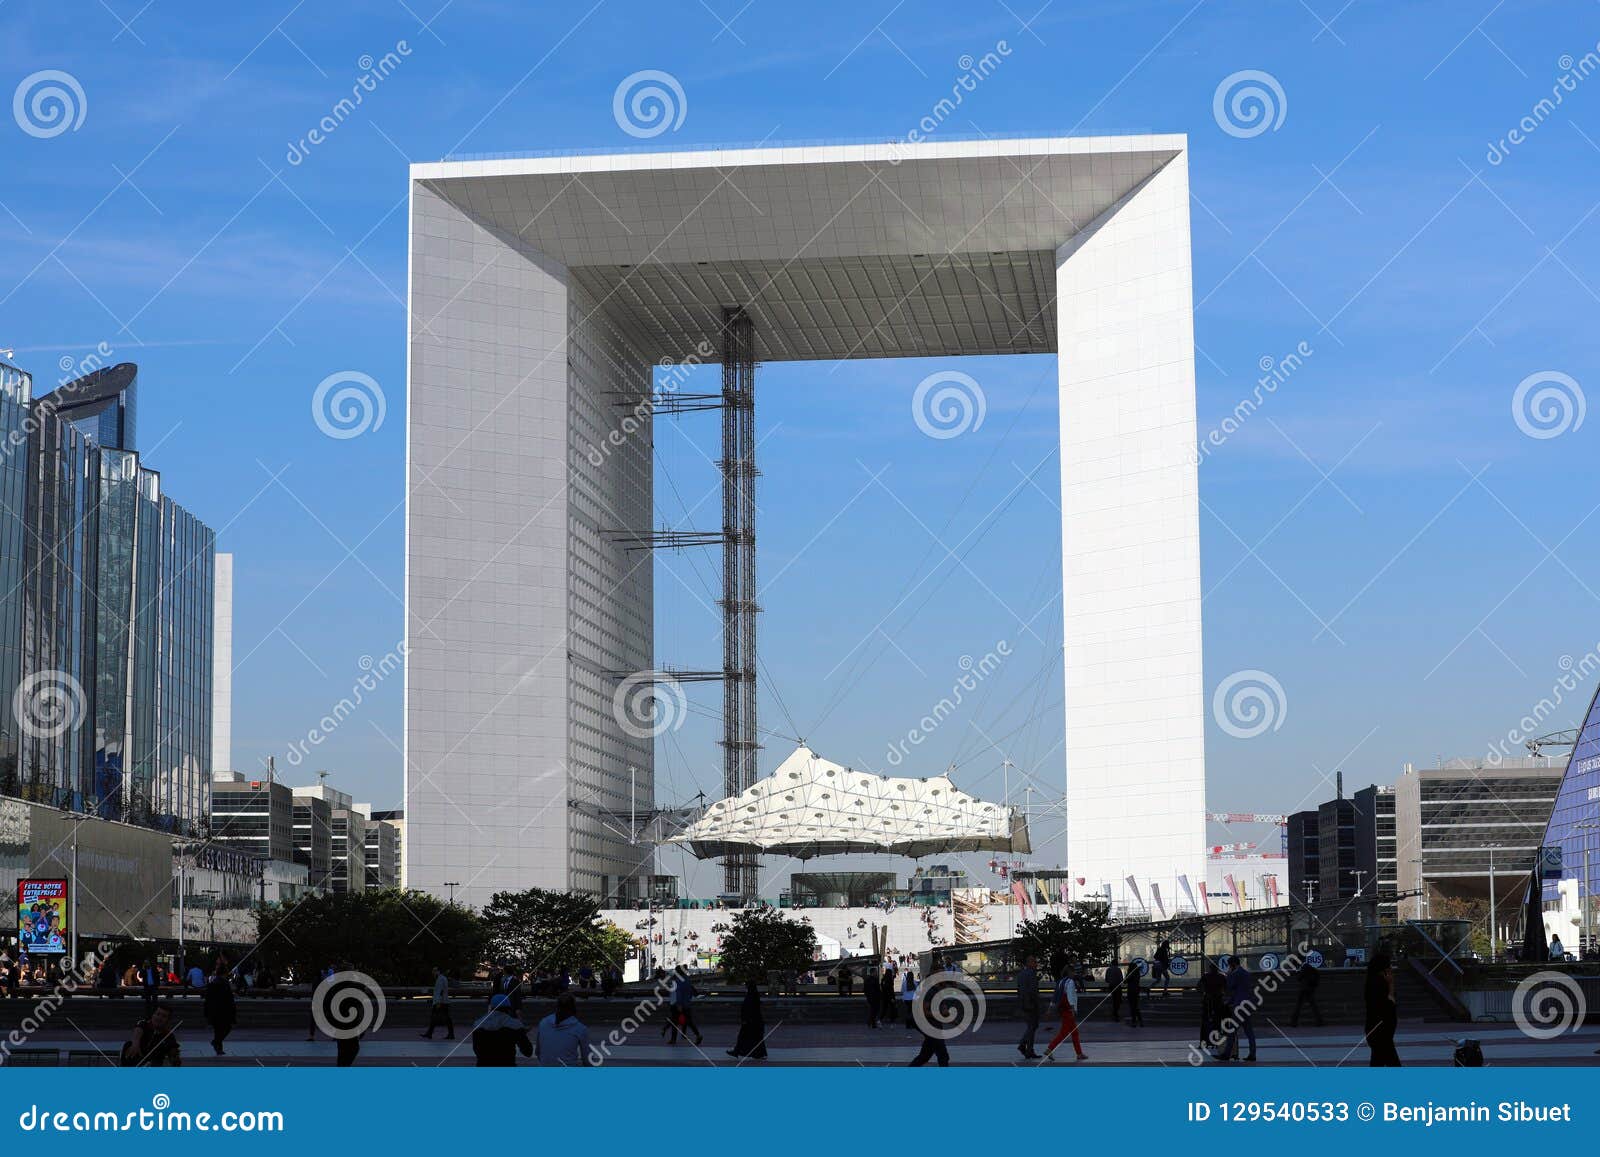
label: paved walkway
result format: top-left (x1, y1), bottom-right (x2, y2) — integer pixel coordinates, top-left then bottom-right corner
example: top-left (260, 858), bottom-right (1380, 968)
top-left (14, 1023), bottom-right (1599, 1066)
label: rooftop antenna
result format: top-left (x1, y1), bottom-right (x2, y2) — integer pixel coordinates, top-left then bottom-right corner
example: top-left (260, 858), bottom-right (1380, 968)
top-left (1336, 771), bottom-right (1343, 800)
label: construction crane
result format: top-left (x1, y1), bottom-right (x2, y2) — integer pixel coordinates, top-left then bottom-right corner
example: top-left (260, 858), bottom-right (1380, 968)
top-left (1526, 730), bottom-right (1578, 759)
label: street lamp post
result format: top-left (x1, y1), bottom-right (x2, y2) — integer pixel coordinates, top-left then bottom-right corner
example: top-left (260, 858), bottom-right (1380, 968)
top-left (1482, 843), bottom-right (1503, 962)
top-left (444, 881), bottom-right (460, 907)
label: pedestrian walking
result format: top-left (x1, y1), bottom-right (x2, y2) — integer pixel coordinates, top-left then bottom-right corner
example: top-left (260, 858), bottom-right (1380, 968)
top-left (420, 965), bottom-right (455, 1040)
top-left (472, 993), bottom-right (533, 1066)
top-left (668, 966), bottom-right (704, 1046)
top-left (202, 959), bottom-right (236, 1056)
top-left (1043, 968), bottom-right (1088, 1061)
top-left (900, 968), bottom-right (919, 1030)
top-left (1290, 958), bottom-right (1324, 1027)
top-left (726, 979), bottom-right (769, 1060)
top-left (1015, 955), bottom-right (1042, 1059)
top-left (535, 993), bottom-right (592, 1066)
top-left (496, 964), bottom-right (524, 1016)
top-left (1199, 959), bottom-right (1226, 1048)
top-left (907, 983), bottom-right (950, 1067)
top-left (140, 958), bottom-right (160, 1014)
top-left (1124, 960), bottom-right (1144, 1027)
top-left (879, 964), bottom-right (898, 1025)
top-left (1152, 939), bottom-right (1172, 991)
top-left (864, 965), bottom-right (882, 1028)
top-left (1217, 956), bottom-right (1257, 1062)
top-left (1103, 960), bottom-right (1123, 1023)
top-left (1363, 951), bottom-right (1401, 1067)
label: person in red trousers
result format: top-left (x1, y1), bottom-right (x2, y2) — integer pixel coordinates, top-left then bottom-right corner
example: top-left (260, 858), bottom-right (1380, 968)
top-left (1043, 969), bottom-right (1088, 1061)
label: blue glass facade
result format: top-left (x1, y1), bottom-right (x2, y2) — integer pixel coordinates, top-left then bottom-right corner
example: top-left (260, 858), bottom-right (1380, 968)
top-left (1541, 678), bottom-right (1600, 913)
top-left (0, 359), bottom-right (213, 836)
top-left (49, 363), bottom-right (137, 451)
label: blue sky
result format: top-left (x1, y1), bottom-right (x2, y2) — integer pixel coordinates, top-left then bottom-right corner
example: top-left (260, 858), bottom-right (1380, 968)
top-left (2, 0), bottom-right (1597, 884)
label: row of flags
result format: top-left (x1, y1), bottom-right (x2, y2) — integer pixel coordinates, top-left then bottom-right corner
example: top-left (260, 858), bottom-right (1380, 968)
top-left (1002, 869), bottom-right (1276, 917)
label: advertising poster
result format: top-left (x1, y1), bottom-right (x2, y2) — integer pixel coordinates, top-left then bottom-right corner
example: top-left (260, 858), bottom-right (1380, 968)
top-left (17, 878), bottom-right (68, 955)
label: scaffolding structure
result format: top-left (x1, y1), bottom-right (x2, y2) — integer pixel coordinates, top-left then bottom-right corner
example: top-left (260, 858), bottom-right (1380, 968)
top-left (609, 309), bottom-right (761, 901)
top-left (719, 307), bottom-right (760, 899)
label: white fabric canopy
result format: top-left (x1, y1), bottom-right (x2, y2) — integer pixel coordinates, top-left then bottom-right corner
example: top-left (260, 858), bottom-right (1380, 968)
top-left (668, 745), bottom-right (1030, 860)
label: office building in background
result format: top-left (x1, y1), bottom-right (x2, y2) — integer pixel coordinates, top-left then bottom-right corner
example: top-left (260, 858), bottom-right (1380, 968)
top-left (0, 358), bottom-right (215, 836)
top-left (1395, 757), bottom-right (1564, 927)
top-left (212, 552), bottom-right (233, 773)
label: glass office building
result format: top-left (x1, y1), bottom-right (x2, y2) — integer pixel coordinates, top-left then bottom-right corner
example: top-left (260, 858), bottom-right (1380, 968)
top-left (0, 358), bottom-right (215, 836)
top-left (1540, 679), bottom-right (1600, 926)
top-left (42, 361), bottom-right (137, 451)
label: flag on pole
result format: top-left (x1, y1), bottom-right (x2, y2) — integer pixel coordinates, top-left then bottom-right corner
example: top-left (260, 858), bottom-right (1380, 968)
top-left (1151, 882), bottom-right (1166, 917)
top-left (1178, 874), bottom-right (1197, 912)
top-left (1125, 875), bottom-right (1144, 911)
top-left (1059, 882), bottom-right (1070, 904)
top-left (1011, 879), bottom-right (1033, 916)
top-left (1224, 874), bottom-right (1243, 908)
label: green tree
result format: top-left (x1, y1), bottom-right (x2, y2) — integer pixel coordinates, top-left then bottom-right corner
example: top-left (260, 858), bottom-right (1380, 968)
top-left (717, 907), bottom-right (818, 983)
top-left (254, 888), bottom-right (487, 985)
top-left (1013, 903), bottom-right (1117, 976)
top-left (1431, 895), bottom-right (1493, 958)
top-left (479, 888), bottom-right (637, 973)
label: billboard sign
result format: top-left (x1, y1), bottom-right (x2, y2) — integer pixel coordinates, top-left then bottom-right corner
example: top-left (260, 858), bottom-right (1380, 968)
top-left (17, 878), bottom-right (68, 955)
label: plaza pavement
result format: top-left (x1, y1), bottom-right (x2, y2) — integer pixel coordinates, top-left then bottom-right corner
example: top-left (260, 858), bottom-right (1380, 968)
top-left (15, 1020), bottom-right (1598, 1067)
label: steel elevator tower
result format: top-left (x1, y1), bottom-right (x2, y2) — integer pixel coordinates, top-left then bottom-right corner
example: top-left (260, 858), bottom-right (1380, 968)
top-left (719, 307), bottom-right (759, 899)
